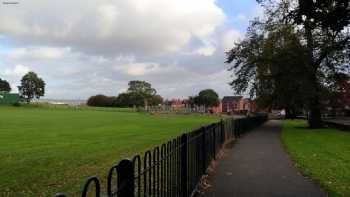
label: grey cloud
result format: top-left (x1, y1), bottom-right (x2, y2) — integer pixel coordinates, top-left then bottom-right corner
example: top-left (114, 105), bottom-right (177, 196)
top-left (0, 0), bottom-right (251, 99)
top-left (0, 0), bottom-right (225, 56)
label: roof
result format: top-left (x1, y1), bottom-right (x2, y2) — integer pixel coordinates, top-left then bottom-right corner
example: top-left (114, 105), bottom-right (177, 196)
top-left (222, 96), bottom-right (243, 103)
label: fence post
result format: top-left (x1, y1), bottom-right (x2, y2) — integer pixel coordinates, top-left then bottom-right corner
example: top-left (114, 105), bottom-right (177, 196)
top-left (213, 126), bottom-right (216, 159)
top-left (221, 120), bottom-right (225, 145)
top-left (181, 133), bottom-right (188, 197)
top-left (234, 119), bottom-right (239, 139)
top-left (117, 159), bottom-right (134, 197)
top-left (201, 127), bottom-right (207, 174)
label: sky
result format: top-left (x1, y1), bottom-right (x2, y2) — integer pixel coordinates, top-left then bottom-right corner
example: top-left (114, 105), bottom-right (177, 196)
top-left (0, 0), bottom-right (262, 100)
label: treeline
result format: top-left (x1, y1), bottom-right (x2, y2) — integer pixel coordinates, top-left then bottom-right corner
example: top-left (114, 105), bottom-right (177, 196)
top-left (87, 80), bottom-right (163, 107)
top-left (0, 72), bottom-right (46, 103)
top-left (87, 94), bottom-right (163, 107)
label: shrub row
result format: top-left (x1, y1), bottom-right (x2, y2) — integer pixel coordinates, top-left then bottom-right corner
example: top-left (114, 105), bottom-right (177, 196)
top-left (87, 94), bottom-right (163, 107)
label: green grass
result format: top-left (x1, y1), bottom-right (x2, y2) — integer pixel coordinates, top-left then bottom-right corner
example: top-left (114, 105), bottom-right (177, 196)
top-left (282, 120), bottom-right (350, 197)
top-left (0, 106), bottom-right (219, 196)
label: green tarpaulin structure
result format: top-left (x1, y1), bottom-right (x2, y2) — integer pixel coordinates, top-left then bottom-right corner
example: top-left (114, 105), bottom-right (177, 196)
top-left (0, 92), bottom-right (21, 105)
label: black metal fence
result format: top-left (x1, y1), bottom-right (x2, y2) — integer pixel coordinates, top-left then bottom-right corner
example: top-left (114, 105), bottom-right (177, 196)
top-left (54, 115), bottom-right (267, 197)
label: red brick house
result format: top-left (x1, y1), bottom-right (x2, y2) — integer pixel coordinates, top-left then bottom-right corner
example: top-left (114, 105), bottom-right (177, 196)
top-left (209, 102), bottom-right (222, 113)
top-left (222, 96), bottom-right (243, 113)
top-left (222, 96), bottom-right (257, 113)
top-left (243, 98), bottom-right (257, 112)
top-left (339, 79), bottom-right (350, 115)
top-left (165, 99), bottom-right (188, 108)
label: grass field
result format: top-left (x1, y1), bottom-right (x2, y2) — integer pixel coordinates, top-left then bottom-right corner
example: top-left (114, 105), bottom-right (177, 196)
top-left (0, 105), bottom-right (219, 196)
top-left (282, 120), bottom-right (350, 197)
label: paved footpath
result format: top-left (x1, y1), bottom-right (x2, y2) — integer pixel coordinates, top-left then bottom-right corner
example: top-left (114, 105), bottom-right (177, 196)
top-left (201, 120), bottom-right (326, 197)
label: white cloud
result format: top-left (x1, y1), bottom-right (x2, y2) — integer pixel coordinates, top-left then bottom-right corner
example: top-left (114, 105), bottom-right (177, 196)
top-left (61, 67), bottom-right (81, 76)
top-left (222, 30), bottom-right (242, 51)
top-left (3, 65), bottom-right (30, 77)
top-left (6, 47), bottom-right (70, 60)
top-left (0, 0), bottom-right (252, 99)
top-left (195, 45), bottom-right (216, 56)
top-left (0, 0), bottom-right (225, 56)
top-left (114, 62), bottom-right (161, 76)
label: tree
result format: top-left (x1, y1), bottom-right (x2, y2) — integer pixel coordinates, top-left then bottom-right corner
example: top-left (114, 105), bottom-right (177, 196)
top-left (187, 96), bottom-right (196, 108)
top-left (127, 80), bottom-right (157, 107)
top-left (291, 0), bottom-right (350, 127)
top-left (227, 0), bottom-right (349, 127)
top-left (18, 72), bottom-right (45, 103)
top-left (0, 78), bottom-right (11, 92)
top-left (149, 95), bottom-right (164, 106)
top-left (194, 89), bottom-right (220, 107)
top-left (127, 80), bottom-right (156, 96)
top-left (87, 95), bottom-right (116, 107)
top-left (115, 92), bottom-right (135, 107)
top-left (228, 24), bottom-right (309, 118)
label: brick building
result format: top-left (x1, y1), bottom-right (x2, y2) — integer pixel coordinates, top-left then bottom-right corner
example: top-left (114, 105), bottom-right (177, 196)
top-left (165, 99), bottom-right (187, 108)
top-left (339, 80), bottom-right (350, 115)
top-left (222, 96), bottom-right (257, 113)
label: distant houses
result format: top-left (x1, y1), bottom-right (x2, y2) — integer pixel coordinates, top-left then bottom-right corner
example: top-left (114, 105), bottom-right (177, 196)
top-left (164, 96), bottom-right (257, 114)
top-left (341, 80), bottom-right (350, 106)
top-left (339, 79), bottom-right (350, 116)
top-left (221, 96), bottom-right (256, 113)
top-left (165, 99), bottom-right (188, 109)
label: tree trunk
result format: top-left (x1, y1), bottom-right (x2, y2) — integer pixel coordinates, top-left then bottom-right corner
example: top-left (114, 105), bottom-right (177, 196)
top-left (285, 107), bottom-right (296, 119)
top-left (303, 17), bottom-right (323, 128)
top-left (308, 97), bottom-right (323, 128)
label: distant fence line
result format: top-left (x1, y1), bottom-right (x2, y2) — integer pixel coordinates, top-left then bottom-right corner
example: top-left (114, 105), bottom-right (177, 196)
top-left (54, 115), bottom-right (268, 197)
top-left (138, 105), bottom-right (209, 114)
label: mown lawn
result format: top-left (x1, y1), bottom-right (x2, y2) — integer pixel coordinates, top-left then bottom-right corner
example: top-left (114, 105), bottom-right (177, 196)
top-left (0, 106), bottom-right (219, 196)
top-left (282, 120), bottom-right (350, 197)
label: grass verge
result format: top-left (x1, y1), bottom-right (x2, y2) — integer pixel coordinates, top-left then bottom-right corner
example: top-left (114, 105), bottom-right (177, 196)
top-left (282, 120), bottom-right (350, 197)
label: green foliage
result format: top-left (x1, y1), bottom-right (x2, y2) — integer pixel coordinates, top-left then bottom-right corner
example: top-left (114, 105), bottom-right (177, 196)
top-left (0, 78), bottom-right (11, 92)
top-left (86, 81), bottom-right (161, 108)
top-left (115, 92), bottom-right (134, 107)
top-left (294, 0), bottom-right (350, 32)
top-left (0, 106), bottom-right (218, 196)
top-left (227, 0), bottom-right (350, 126)
top-left (18, 72), bottom-right (45, 103)
top-left (87, 94), bottom-right (117, 107)
top-left (115, 92), bottom-right (163, 107)
top-left (12, 102), bottom-right (21, 107)
top-left (127, 80), bottom-right (156, 98)
top-left (227, 24), bottom-right (310, 116)
top-left (282, 120), bottom-right (350, 196)
top-left (194, 89), bottom-right (220, 107)
top-left (117, 80), bottom-right (158, 107)
top-left (148, 94), bottom-right (164, 106)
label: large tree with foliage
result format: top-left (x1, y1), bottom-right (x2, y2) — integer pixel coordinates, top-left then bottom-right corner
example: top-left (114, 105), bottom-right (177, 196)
top-left (121, 80), bottom-right (157, 107)
top-left (0, 78), bottom-right (11, 92)
top-left (228, 24), bottom-right (310, 118)
top-left (18, 72), bottom-right (45, 103)
top-left (115, 92), bottom-right (134, 107)
top-left (194, 89), bottom-right (220, 107)
top-left (127, 80), bottom-right (156, 96)
top-left (148, 95), bottom-right (164, 106)
top-left (87, 95), bottom-right (116, 107)
top-left (227, 0), bottom-right (349, 127)
top-left (291, 0), bottom-right (350, 127)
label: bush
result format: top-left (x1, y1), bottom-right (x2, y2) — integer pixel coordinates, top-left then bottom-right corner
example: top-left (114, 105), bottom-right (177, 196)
top-left (12, 102), bottom-right (21, 107)
top-left (114, 93), bottom-right (135, 107)
top-left (87, 95), bottom-right (117, 107)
